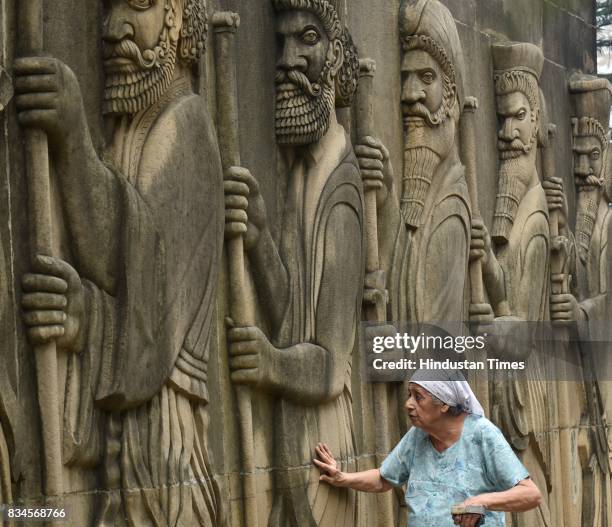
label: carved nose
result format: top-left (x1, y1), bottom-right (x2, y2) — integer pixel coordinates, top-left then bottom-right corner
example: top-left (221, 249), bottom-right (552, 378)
top-left (277, 46), bottom-right (307, 73)
top-left (574, 155), bottom-right (592, 176)
top-left (498, 121), bottom-right (518, 141)
top-left (401, 76), bottom-right (425, 105)
top-left (103, 12), bottom-right (135, 42)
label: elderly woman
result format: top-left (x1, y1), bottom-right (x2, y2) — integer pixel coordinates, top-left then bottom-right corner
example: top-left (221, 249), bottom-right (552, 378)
top-left (314, 371), bottom-right (542, 527)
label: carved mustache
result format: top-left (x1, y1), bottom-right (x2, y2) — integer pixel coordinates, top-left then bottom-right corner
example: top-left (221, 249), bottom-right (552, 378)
top-left (275, 69), bottom-right (321, 98)
top-left (497, 138), bottom-right (529, 152)
top-left (103, 39), bottom-right (156, 70)
top-left (575, 174), bottom-right (602, 188)
top-left (402, 103), bottom-right (431, 119)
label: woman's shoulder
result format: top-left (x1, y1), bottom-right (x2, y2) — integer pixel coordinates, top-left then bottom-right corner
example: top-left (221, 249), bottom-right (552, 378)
top-left (466, 415), bottom-right (509, 446)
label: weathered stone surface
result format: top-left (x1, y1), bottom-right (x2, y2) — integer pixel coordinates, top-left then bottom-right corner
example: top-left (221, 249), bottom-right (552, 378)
top-left (0, 0), bottom-right (609, 526)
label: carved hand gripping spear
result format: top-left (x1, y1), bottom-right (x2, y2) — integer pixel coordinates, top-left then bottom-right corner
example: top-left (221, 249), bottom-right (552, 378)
top-left (19, 0), bottom-right (63, 504)
top-left (356, 58), bottom-right (394, 527)
top-left (212, 12), bottom-right (259, 527)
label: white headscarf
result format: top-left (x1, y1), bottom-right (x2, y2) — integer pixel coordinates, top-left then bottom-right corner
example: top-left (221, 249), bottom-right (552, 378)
top-left (409, 369), bottom-right (485, 417)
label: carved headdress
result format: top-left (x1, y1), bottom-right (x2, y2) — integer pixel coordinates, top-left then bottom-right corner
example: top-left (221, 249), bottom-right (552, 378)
top-left (569, 72), bottom-right (611, 150)
top-left (492, 42), bottom-right (544, 122)
top-left (272, 0), bottom-right (359, 107)
top-left (399, 0), bottom-right (465, 112)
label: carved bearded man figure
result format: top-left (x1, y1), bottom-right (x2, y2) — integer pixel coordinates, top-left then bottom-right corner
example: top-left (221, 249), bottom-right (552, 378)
top-left (475, 42), bottom-right (552, 527)
top-left (547, 74), bottom-right (612, 522)
top-left (570, 75), bottom-right (611, 299)
top-left (224, 1), bottom-right (363, 525)
top-left (358, 0), bottom-right (471, 327)
top-left (14, 0), bottom-right (224, 524)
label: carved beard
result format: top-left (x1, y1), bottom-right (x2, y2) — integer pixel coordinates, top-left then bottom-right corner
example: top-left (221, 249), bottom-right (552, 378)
top-left (103, 35), bottom-right (178, 115)
top-left (575, 184), bottom-right (600, 264)
top-left (400, 113), bottom-right (455, 228)
top-left (275, 65), bottom-right (335, 146)
top-left (492, 154), bottom-right (533, 244)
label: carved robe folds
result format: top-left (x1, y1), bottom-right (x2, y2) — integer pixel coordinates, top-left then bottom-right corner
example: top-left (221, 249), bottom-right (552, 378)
top-left (63, 80), bottom-right (224, 526)
top-left (257, 119), bottom-right (364, 527)
top-left (385, 159), bottom-right (471, 324)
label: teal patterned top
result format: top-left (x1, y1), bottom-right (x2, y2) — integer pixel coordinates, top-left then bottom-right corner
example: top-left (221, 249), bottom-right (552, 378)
top-left (380, 414), bottom-right (529, 526)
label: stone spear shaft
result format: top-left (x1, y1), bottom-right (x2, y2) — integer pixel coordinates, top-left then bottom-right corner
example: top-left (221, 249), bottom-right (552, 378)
top-left (459, 96), bottom-right (490, 415)
top-left (356, 58), bottom-right (394, 527)
top-left (19, 0), bottom-right (63, 502)
top-left (460, 97), bottom-right (485, 305)
top-left (212, 12), bottom-right (259, 527)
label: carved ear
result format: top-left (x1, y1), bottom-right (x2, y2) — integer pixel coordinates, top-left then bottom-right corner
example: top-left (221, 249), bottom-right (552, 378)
top-left (330, 38), bottom-right (344, 77)
top-left (179, 0), bottom-right (208, 64)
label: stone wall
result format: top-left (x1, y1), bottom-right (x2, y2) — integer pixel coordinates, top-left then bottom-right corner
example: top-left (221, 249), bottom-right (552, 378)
top-left (0, 1), bottom-right (608, 526)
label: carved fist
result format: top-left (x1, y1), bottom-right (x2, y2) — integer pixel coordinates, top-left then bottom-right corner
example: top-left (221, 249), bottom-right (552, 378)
top-left (355, 136), bottom-right (394, 207)
top-left (21, 255), bottom-right (85, 352)
top-left (224, 166), bottom-right (267, 250)
top-left (14, 56), bottom-right (87, 152)
top-left (469, 303), bottom-right (494, 327)
top-left (363, 269), bottom-right (387, 313)
top-left (227, 325), bottom-right (279, 391)
top-left (542, 177), bottom-right (568, 231)
top-left (313, 443), bottom-right (346, 487)
top-left (550, 292), bottom-right (582, 326)
top-left (470, 219), bottom-right (491, 264)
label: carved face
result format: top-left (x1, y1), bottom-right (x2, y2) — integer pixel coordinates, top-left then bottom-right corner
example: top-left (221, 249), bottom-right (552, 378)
top-left (401, 49), bottom-right (445, 126)
top-left (274, 9), bottom-right (339, 145)
top-left (276, 10), bottom-right (331, 85)
top-left (103, 0), bottom-right (167, 61)
top-left (573, 136), bottom-right (604, 187)
top-left (496, 92), bottom-right (537, 159)
top-left (102, 0), bottom-right (180, 114)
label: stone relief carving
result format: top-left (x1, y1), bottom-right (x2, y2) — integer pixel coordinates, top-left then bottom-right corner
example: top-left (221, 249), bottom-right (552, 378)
top-left (14, 0), bottom-right (224, 525)
top-left (1, 0), bottom-right (610, 526)
top-left (224, 1), bottom-right (363, 525)
top-left (546, 72), bottom-right (612, 527)
top-left (473, 41), bottom-right (554, 527)
top-left (362, 0), bottom-right (471, 328)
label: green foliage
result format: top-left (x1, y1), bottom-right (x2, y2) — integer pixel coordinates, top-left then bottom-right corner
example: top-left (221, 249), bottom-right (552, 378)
top-left (598, 0), bottom-right (612, 51)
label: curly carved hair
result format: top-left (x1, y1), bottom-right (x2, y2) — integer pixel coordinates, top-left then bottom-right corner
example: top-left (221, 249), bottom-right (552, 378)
top-left (572, 116), bottom-right (609, 150)
top-left (167, 0), bottom-right (208, 64)
top-left (273, 0), bottom-right (342, 39)
top-left (494, 70), bottom-right (540, 118)
top-left (335, 28), bottom-right (359, 107)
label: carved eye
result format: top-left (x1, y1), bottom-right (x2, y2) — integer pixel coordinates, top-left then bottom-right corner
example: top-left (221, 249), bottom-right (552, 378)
top-left (517, 109), bottom-right (527, 121)
top-left (301, 28), bottom-right (321, 46)
top-left (127, 0), bottom-right (153, 10)
top-left (591, 149), bottom-right (601, 161)
top-left (420, 71), bottom-right (435, 84)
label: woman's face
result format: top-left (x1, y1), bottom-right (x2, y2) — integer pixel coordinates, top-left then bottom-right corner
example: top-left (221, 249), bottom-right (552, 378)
top-left (404, 383), bottom-right (446, 429)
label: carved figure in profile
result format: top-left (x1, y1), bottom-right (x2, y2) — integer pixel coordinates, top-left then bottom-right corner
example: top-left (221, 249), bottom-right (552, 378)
top-left (223, 0), bottom-right (363, 525)
top-left (472, 41), bottom-right (552, 527)
top-left (14, 0), bottom-right (224, 524)
top-left (546, 73), bottom-right (612, 525)
top-left (358, 0), bottom-right (471, 328)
